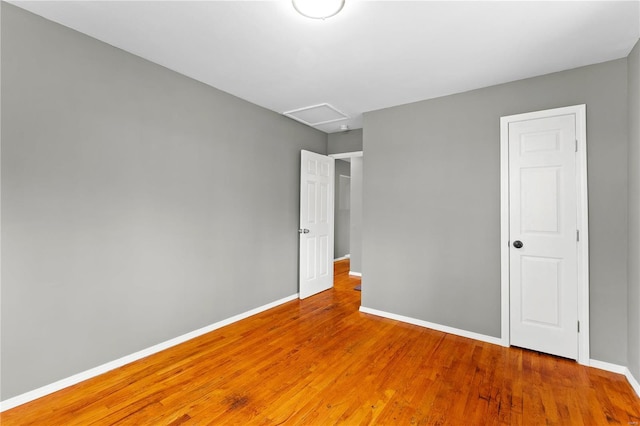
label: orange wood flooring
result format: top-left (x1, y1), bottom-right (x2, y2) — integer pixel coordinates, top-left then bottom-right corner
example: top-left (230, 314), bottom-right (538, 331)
top-left (2, 259), bottom-right (639, 425)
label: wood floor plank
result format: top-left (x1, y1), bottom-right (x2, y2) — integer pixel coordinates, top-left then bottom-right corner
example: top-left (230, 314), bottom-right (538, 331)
top-left (2, 259), bottom-right (639, 425)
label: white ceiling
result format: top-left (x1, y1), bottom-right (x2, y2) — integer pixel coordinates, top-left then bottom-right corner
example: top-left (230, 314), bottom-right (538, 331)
top-left (9, 0), bottom-right (640, 133)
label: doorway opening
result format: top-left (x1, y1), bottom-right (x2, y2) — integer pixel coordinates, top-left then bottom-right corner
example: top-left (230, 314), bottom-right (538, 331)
top-left (330, 151), bottom-right (362, 272)
top-left (330, 151), bottom-right (363, 292)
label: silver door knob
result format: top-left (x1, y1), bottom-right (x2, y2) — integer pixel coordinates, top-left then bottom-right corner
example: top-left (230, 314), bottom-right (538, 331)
top-left (298, 229), bottom-right (310, 234)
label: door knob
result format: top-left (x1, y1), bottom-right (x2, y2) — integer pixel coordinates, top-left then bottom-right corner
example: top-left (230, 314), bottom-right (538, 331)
top-left (513, 240), bottom-right (523, 249)
top-left (298, 229), bottom-right (310, 234)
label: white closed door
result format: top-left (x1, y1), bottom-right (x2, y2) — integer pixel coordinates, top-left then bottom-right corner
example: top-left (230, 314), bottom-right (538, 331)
top-left (299, 150), bottom-right (334, 299)
top-left (509, 113), bottom-right (578, 359)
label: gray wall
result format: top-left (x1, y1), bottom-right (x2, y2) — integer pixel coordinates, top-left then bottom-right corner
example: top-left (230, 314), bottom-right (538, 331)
top-left (334, 159), bottom-right (351, 259)
top-left (628, 39), bottom-right (640, 381)
top-left (362, 59), bottom-right (629, 365)
top-left (328, 129), bottom-right (363, 155)
top-left (1, 4), bottom-right (326, 400)
top-left (350, 157), bottom-right (363, 274)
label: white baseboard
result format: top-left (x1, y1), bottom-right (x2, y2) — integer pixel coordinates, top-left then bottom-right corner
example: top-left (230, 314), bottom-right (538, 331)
top-left (588, 359), bottom-right (627, 374)
top-left (589, 359), bottom-right (640, 398)
top-left (0, 293), bottom-right (299, 412)
top-left (625, 368), bottom-right (640, 398)
top-left (359, 306), bottom-right (503, 346)
top-left (334, 254), bottom-right (350, 261)
top-left (349, 271), bottom-right (362, 277)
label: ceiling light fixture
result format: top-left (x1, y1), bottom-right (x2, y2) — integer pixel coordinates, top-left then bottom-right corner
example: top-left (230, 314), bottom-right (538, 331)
top-left (292, 0), bottom-right (345, 20)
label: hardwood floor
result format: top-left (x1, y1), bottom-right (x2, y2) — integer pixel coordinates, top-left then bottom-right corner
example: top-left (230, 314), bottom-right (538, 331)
top-left (2, 259), bottom-right (639, 425)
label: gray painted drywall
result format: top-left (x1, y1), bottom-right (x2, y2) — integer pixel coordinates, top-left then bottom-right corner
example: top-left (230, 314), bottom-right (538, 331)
top-left (334, 160), bottom-right (351, 259)
top-left (328, 129), bottom-right (363, 155)
top-left (628, 39), bottom-right (640, 381)
top-left (1, 3), bottom-right (327, 400)
top-left (363, 59), bottom-right (629, 365)
top-left (350, 157), bottom-right (363, 274)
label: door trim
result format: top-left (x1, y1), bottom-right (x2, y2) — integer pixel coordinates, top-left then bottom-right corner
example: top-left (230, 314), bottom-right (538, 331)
top-left (500, 104), bottom-right (589, 365)
top-left (329, 151), bottom-right (363, 160)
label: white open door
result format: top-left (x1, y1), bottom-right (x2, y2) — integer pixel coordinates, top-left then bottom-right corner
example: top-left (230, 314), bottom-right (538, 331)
top-left (299, 150), bottom-right (335, 299)
top-left (508, 112), bottom-right (579, 360)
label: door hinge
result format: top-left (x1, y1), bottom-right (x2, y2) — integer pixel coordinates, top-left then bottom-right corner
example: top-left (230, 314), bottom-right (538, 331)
top-left (577, 230), bottom-right (580, 242)
top-left (575, 140), bottom-right (578, 152)
top-left (577, 321), bottom-right (580, 333)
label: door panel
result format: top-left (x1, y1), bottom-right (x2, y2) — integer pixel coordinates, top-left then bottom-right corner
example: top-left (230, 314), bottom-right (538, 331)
top-left (520, 256), bottom-right (560, 326)
top-left (520, 167), bottom-right (560, 233)
top-left (509, 114), bottom-right (578, 359)
top-left (299, 150), bottom-right (334, 299)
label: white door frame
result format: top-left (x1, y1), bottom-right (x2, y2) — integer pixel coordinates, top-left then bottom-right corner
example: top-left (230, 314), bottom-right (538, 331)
top-left (329, 151), bottom-right (363, 161)
top-left (500, 104), bottom-right (590, 365)
top-left (329, 150), bottom-right (363, 267)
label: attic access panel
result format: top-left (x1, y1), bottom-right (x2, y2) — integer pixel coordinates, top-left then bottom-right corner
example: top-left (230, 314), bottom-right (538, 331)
top-left (284, 103), bottom-right (348, 126)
